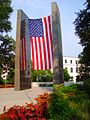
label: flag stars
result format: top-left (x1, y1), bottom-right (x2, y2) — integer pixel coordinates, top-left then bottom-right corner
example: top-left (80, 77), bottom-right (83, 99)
top-left (29, 18), bottom-right (44, 37)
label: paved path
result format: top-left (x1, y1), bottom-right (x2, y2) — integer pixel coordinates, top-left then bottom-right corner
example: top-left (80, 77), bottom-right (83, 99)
top-left (0, 87), bottom-right (53, 114)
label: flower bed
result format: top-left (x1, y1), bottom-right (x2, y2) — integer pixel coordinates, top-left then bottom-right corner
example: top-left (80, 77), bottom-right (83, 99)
top-left (0, 93), bottom-right (51, 120)
top-left (0, 84), bottom-right (14, 88)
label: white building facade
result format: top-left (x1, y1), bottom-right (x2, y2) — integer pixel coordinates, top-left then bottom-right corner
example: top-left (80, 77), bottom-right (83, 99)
top-left (63, 56), bottom-right (80, 83)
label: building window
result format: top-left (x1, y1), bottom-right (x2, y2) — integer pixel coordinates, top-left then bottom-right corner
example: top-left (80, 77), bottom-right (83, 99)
top-left (76, 68), bottom-right (78, 73)
top-left (71, 67), bottom-right (73, 73)
top-left (76, 60), bottom-right (78, 64)
top-left (65, 59), bottom-right (67, 63)
top-left (70, 76), bottom-right (73, 81)
top-left (70, 60), bottom-right (72, 63)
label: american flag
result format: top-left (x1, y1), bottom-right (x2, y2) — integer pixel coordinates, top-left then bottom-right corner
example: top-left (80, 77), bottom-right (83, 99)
top-left (29, 16), bottom-right (53, 70)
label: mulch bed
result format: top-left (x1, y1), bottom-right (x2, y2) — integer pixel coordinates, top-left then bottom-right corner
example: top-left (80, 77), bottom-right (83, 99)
top-left (0, 84), bottom-right (14, 88)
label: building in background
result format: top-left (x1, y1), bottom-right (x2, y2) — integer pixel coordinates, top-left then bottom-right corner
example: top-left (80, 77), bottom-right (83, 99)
top-left (63, 56), bottom-right (80, 83)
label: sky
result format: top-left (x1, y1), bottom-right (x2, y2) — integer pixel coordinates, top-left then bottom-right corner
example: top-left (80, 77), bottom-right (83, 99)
top-left (10, 0), bottom-right (86, 57)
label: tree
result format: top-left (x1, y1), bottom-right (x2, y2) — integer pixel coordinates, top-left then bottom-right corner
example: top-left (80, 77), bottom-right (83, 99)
top-left (74, 0), bottom-right (90, 79)
top-left (0, 0), bottom-right (14, 84)
top-left (0, 35), bottom-right (15, 67)
top-left (31, 70), bottom-right (53, 82)
top-left (64, 69), bottom-right (70, 82)
top-left (0, 35), bottom-right (15, 84)
top-left (0, 0), bottom-right (13, 33)
top-left (0, 35), bottom-right (15, 83)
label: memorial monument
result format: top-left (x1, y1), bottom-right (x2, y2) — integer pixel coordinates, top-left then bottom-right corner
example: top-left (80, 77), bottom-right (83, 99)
top-left (15, 2), bottom-right (64, 90)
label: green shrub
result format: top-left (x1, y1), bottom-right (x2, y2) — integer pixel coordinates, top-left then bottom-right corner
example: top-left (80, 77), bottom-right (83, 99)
top-left (48, 84), bottom-right (90, 120)
top-left (0, 79), bottom-right (5, 85)
top-left (48, 93), bottom-right (76, 120)
top-left (83, 78), bottom-right (90, 97)
top-left (64, 68), bottom-right (70, 82)
top-left (31, 70), bottom-right (53, 82)
top-left (76, 99), bottom-right (90, 120)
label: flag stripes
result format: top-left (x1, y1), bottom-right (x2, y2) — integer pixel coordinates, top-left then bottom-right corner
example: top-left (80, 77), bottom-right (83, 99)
top-left (29, 16), bottom-right (53, 70)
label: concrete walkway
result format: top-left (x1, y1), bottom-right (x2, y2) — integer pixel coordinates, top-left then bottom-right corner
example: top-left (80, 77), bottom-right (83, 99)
top-left (0, 87), bottom-right (53, 114)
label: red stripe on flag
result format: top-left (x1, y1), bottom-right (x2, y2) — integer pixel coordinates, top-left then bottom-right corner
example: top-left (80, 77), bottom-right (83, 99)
top-left (48, 16), bottom-right (53, 68)
top-left (42, 37), bottom-right (47, 69)
top-left (40, 37), bottom-right (45, 70)
top-left (44, 17), bottom-right (51, 69)
top-left (35, 37), bottom-right (38, 70)
top-left (31, 37), bottom-right (34, 69)
top-left (38, 37), bottom-right (43, 70)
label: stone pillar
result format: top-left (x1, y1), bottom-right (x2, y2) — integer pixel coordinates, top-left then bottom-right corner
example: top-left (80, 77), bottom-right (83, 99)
top-left (15, 10), bottom-right (31, 90)
top-left (52, 2), bottom-right (64, 84)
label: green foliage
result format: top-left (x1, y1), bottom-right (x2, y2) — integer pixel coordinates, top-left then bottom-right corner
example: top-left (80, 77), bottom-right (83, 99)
top-left (48, 84), bottom-right (90, 120)
top-left (31, 70), bottom-right (53, 82)
top-left (0, 78), bottom-right (5, 85)
top-left (74, 0), bottom-right (90, 79)
top-left (6, 68), bottom-right (14, 84)
top-left (83, 78), bottom-right (90, 97)
top-left (64, 68), bottom-right (70, 81)
top-left (0, 0), bottom-right (13, 32)
top-left (0, 64), bottom-right (3, 80)
top-left (0, 0), bottom-right (14, 84)
top-left (0, 35), bottom-right (15, 84)
top-left (0, 35), bottom-right (15, 68)
top-left (48, 93), bottom-right (75, 120)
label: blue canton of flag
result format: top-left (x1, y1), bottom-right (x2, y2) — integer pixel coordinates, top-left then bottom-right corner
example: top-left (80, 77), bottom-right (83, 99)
top-left (28, 19), bottom-right (44, 37)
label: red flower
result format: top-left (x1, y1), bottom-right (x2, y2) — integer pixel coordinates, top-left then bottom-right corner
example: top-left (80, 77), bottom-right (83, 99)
top-left (0, 92), bottom-right (51, 120)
